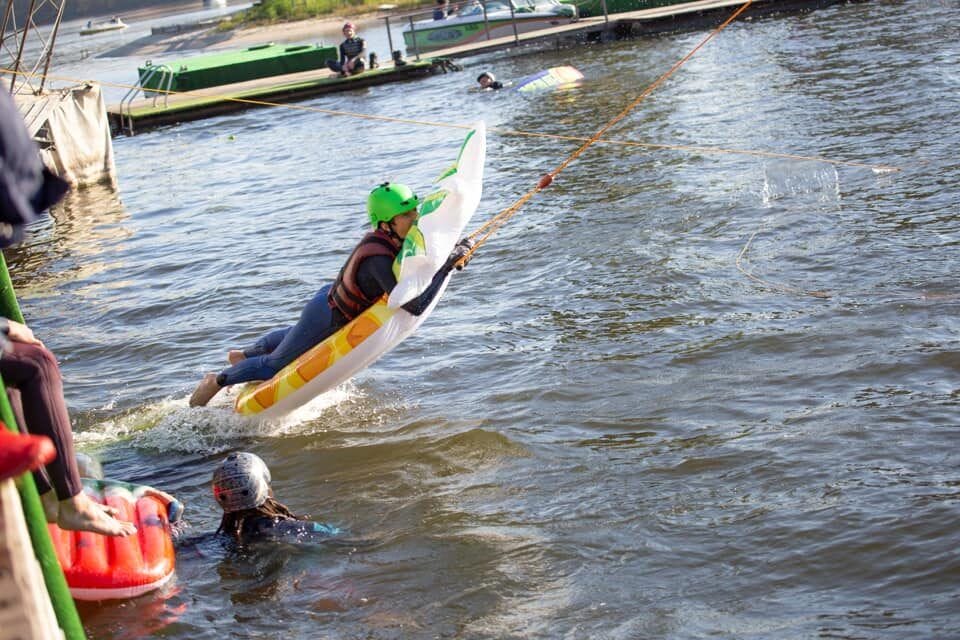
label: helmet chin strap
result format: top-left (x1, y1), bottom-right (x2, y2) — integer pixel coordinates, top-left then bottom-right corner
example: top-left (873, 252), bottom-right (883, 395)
top-left (383, 219), bottom-right (403, 242)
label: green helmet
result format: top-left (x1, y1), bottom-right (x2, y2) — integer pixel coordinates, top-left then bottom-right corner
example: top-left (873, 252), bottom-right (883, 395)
top-left (367, 182), bottom-right (419, 228)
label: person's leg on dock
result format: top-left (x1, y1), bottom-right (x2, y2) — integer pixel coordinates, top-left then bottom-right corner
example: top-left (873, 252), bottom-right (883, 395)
top-left (0, 340), bottom-right (136, 536)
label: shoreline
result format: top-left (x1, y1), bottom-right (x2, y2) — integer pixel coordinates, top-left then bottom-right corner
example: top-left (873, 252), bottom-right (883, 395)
top-left (100, 10), bottom-right (389, 59)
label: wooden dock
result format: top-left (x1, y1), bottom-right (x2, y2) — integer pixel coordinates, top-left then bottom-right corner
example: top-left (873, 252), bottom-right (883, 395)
top-left (107, 58), bottom-right (449, 135)
top-left (107, 0), bottom-right (858, 135)
top-left (408, 0), bottom-right (858, 60)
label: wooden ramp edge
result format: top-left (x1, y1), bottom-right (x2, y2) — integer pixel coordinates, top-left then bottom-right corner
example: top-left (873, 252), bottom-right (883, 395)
top-left (0, 479), bottom-right (66, 640)
top-left (108, 60), bottom-right (443, 135)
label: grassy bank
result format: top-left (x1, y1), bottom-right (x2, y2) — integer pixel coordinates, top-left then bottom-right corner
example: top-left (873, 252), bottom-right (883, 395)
top-left (218, 0), bottom-right (427, 30)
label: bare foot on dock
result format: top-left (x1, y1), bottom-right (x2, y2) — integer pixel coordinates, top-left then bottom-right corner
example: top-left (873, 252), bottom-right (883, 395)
top-left (227, 349), bottom-right (246, 365)
top-left (58, 493), bottom-right (137, 537)
top-left (189, 372), bottom-right (222, 407)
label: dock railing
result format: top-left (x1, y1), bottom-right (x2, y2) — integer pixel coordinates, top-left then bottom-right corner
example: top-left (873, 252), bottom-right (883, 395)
top-left (120, 63), bottom-right (175, 135)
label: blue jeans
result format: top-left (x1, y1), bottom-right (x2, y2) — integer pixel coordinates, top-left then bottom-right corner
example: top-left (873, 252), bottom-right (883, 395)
top-left (218, 284), bottom-right (338, 386)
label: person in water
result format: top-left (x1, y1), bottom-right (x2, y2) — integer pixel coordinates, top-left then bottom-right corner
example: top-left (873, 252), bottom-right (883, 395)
top-left (476, 71), bottom-right (503, 90)
top-left (189, 182), bottom-right (473, 407)
top-left (213, 452), bottom-right (339, 541)
top-left (326, 22), bottom-right (367, 77)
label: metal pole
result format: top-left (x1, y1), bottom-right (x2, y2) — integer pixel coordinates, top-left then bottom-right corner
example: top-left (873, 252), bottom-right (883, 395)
top-left (384, 16), bottom-right (394, 59)
top-left (13, 0), bottom-right (39, 94)
top-left (0, 253), bottom-right (86, 640)
top-left (0, 2), bottom-right (14, 57)
top-left (601, 0), bottom-right (609, 24)
top-left (0, 253), bottom-right (24, 323)
top-left (408, 16), bottom-right (421, 61)
top-left (39, 1), bottom-right (67, 94)
top-left (508, 0), bottom-right (519, 44)
top-left (482, 0), bottom-right (491, 41)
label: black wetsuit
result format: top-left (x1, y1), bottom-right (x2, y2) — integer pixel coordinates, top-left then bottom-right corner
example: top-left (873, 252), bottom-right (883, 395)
top-left (240, 516), bottom-right (340, 541)
top-left (326, 37), bottom-right (366, 74)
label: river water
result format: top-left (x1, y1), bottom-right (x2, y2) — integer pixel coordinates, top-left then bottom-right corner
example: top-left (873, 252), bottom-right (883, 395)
top-left (6, 1), bottom-right (960, 638)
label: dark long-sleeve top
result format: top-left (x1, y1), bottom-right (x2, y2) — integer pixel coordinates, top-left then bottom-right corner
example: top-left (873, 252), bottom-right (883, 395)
top-left (338, 37), bottom-right (366, 65)
top-left (357, 254), bottom-right (450, 317)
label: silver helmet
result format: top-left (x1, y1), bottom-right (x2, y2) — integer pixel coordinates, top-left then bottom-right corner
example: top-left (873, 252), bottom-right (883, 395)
top-left (212, 452), bottom-right (272, 513)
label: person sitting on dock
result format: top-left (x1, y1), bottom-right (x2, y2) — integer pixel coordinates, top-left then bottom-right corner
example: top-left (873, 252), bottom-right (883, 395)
top-left (213, 452), bottom-right (340, 542)
top-left (326, 22), bottom-right (367, 77)
top-left (188, 182), bottom-right (474, 407)
top-left (477, 71), bottom-right (503, 90)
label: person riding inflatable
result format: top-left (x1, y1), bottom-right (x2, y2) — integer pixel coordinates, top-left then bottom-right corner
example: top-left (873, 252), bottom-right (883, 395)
top-left (190, 182), bottom-right (473, 408)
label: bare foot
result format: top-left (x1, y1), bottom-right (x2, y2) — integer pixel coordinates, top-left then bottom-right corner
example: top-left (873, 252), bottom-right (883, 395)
top-left (58, 493), bottom-right (137, 537)
top-left (98, 502), bottom-right (121, 517)
top-left (40, 490), bottom-right (59, 522)
top-left (227, 349), bottom-right (246, 365)
top-left (189, 372), bottom-right (222, 407)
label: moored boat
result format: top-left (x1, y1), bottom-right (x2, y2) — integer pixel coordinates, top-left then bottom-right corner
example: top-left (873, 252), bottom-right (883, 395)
top-left (402, 0), bottom-right (577, 53)
top-left (79, 16), bottom-right (128, 36)
top-left (560, 0), bottom-right (693, 19)
top-left (138, 42), bottom-right (339, 94)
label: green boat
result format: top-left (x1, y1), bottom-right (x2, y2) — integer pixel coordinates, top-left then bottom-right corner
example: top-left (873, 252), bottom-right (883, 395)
top-left (138, 42), bottom-right (339, 94)
top-left (561, 0), bottom-right (692, 19)
top-left (402, 0), bottom-right (578, 53)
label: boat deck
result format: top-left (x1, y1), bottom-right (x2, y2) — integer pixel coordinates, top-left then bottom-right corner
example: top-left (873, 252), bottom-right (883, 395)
top-left (107, 0), bottom-right (855, 135)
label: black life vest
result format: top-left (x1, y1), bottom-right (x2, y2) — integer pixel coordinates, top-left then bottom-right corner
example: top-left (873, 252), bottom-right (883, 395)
top-left (328, 229), bottom-right (401, 320)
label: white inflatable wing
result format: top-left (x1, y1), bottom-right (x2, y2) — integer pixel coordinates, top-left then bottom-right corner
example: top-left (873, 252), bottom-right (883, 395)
top-left (388, 121), bottom-right (486, 309)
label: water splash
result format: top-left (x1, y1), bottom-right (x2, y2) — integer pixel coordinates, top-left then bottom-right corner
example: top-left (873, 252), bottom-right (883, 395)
top-left (75, 382), bottom-right (362, 454)
top-left (760, 160), bottom-right (840, 206)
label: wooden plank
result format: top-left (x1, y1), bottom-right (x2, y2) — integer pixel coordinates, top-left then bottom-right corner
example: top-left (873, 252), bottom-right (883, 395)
top-left (12, 92), bottom-right (66, 139)
top-left (0, 479), bottom-right (65, 640)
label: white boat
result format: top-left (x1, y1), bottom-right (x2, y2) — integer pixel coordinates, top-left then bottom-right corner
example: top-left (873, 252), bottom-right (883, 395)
top-left (79, 16), bottom-right (128, 36)
top-left (402, 0), bottom-right (578, 53)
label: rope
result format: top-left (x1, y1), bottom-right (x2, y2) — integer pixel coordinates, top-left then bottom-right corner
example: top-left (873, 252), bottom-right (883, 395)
top-left (0, 67), bottom-right (899, 174)
top-left (2, 2), bottom-right (898, 291)
top-left (460, 0), bottom-right (758, 264)
top-left (735, 229), bottom-right (831, 299)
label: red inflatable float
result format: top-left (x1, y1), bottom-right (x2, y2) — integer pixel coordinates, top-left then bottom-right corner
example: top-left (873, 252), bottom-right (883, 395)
top-left (48, 478), bottom-right (182, 601)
